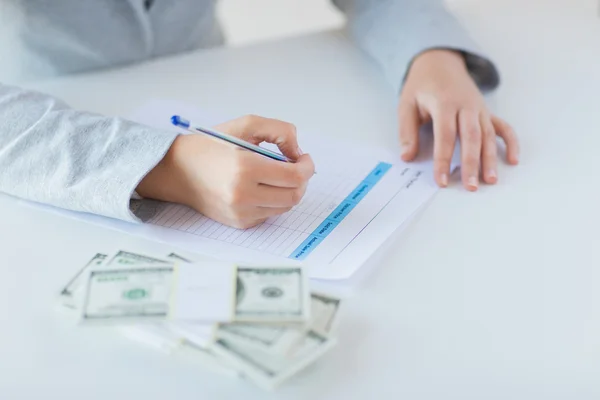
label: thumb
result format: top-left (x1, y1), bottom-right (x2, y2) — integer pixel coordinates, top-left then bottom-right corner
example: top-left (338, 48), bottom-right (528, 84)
top-left (398, 99), bottom-right (421, 161)
top-left (218, 115), bottom-right (302, 161)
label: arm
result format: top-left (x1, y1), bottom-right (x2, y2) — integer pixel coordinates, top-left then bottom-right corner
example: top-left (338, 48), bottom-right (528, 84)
top-left (332, 0), bottom-right (518, 191)
top-left (332, 0), bottom-right (499, 93)
top-left (0, 83), bottom-right (315, 228)
top-left (0, 83), bottom-right (178, 221)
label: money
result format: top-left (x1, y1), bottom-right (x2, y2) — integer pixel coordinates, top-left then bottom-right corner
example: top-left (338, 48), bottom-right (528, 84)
top-left (81, 266), bottom-right (175, 323)
top-left (59, 251), bottom-right (174, 310)
top-left (59, 253), bottom-right (108, 309)
top-left (211, 330), bottom-right (337, 390)
top-left (166, 252), bottom-right (192, 263)
top-left (58, 249), bottom-right (339, 390)
top-left (310, 293), bottom-right (341, 335)
top-left (80, 264), bottom-right (310, 325)
top-left (216, 323), bottom-right (306, 356)
top-left (108, 250), bottom-right (173, 266)
top-left (235, 267), bottom-right (310, 323)
top-left (177, 341), bottom-right (240, 378)
top-left (215, 292), bottom-right (340, 357)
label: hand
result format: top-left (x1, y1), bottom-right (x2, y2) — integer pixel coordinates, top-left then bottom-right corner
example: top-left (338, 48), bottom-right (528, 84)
top-left (398, 49), bottom-right (519, 191)
top-left (137, 115), bottom-right (315, 229)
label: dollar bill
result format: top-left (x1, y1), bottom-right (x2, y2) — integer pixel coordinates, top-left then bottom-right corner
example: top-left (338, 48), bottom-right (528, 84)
top-left (217, 292), bottom-right (340, 356)
top-left (234, 267), bottom-right (310, 324)
top-left (59, 250), bottom-right (173, 311)
top-left (309, 293), bottom-right (341, 335)
top-left (216, 323), bottom-right (306, 356)
top-left (81, 266), bottom-right (175, 323)
top-left (166, 253), bottom-right (192, 263)
top-left (210, 330), bottom-right (337, 390)
top-left (59, 253), bottom-right (108, 309)
top-left (80, 264), bottom-right (310, 325)
top-left (108, 250), bottom-right (173, 266)
top-left (60, 250), bottom-right (340, 389)
top-left (166, 254), bottom-right (312, 324)
top-left (177, 341), bottom-right (240, 378)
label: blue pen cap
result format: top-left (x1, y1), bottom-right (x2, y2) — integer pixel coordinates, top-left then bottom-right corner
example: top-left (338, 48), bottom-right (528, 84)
top-left (171, 115), bottom-right (190, 129)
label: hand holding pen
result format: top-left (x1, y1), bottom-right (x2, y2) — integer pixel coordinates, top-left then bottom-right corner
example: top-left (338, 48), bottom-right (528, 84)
top-left (137, 115), bottom-right (315, 229)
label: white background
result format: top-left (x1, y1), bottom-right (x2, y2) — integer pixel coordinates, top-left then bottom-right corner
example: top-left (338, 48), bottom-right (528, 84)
top-left (217, 0), bottom-right (597, 46)
top-left (2, 0), bottom-right (600, 399)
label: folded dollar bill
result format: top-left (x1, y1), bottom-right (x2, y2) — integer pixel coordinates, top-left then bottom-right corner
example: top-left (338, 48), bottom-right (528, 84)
top-left (58, 251), bottom-right (174, 310)
top-left (211, 330), bottom-right (337, 390)
top-left (79, 261), bottom-right (311, 325)
top-left (214, 292), bottom-right (341, 357)
top-left (58, 249), bottom-right (340, 391)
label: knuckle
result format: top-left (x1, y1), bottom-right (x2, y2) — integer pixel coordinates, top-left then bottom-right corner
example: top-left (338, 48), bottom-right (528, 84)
top-left (231, 219), bottom-right (253, 230)
top-left (505, 125), bottom-right (517, 139)
top-left (228, 210), bottom-right (251, 229)
top-left (287, 169), bottom-right (306, 186)
top-left (436, 97), bottom-right (459, 111)
top-left (283, 122), bottom-right (297, 137)
top-left (483, 126), bottom-right (496, 139)
top-left (225, 187), bottom-right (245, 207)
top-left (463, 154), bottom-right (480, 167)
top-left (435, 156), bottom-right (451, 167)
top-left (239, 217), bottom-right (266, 229)
top-left (290, 187), bottom-right (304, 206)
top-left (232, 152), bottom-right (251, 178)
top-left (440, 135), bottom-right (455, 148)
top-left (484, 137), bottom-right (498, 153)
top-left (462, 126), bottom-right (481, 141)
top-left (241, 114), bottom-right (260, 127)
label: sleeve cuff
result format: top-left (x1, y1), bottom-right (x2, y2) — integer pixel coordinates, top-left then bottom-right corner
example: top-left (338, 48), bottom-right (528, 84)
top-left (101, 121), bottom-right (179, 223)
top-left (462, 50), bottom-right (500, 92)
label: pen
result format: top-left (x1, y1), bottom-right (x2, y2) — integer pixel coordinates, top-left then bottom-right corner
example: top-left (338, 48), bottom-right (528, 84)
top-left (171, 115), bottom-right (293, 163)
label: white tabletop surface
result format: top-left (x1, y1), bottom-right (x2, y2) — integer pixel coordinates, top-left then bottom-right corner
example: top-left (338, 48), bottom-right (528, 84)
top-left (2, 1), bottom-right (600, 399)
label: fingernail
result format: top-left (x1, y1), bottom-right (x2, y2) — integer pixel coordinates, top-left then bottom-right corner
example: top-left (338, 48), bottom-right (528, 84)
top-left (401, 145), bottom-right (412, 158)
top-left (297, 147), bottom-right (304, 156)
top-left (468, 176), bottom-right (478, 189)
top-left (440, 173), bottom-right (448, 187)
top-left (488, 169), bottom-right (497, 180)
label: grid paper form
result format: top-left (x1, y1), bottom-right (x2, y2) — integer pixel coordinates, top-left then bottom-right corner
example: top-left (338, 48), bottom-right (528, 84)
top-left (146, 163), bottom-right (387, 259)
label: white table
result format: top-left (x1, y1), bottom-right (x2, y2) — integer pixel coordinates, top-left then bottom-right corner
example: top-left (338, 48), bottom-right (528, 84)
top-left (2, 2), bottom-right (600, 399)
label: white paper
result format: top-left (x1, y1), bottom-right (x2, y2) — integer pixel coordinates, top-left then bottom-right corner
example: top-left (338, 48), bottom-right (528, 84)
top-left (22, 99), bottom-right (459, 284)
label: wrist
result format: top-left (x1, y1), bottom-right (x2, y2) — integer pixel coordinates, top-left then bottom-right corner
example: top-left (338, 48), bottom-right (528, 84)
top-left (136, 134), bottom-right (190, 206)
top-left (414, 49), bottom-right (465, 65)
top-left (409, 49), bottom-right (467, 75)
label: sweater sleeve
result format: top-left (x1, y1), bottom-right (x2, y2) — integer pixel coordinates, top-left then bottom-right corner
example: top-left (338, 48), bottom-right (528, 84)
top-left (332, 0), bottom-right (500, 93)
top-left (0, 83), bottom-right (178, 221)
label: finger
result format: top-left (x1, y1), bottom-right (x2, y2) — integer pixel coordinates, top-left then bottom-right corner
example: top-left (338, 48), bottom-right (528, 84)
top-left (480, 113), bottom-right (498, 185)
top-left (245, 153), bottom-right (315, 188)
top-left (458, 109), bottom-right (482, 191)
top-left (398, 99), bottom-right (420, 161)
top-left (491, 115), bottom-right (520, 165)
top-left (226, 205), bottom-right (293, 229)
top-left (246, 206), bottom-right (293, 220)
top-left (252, 183), bottom-right (308, 208)
top-left (432, 109), bottom-right (458, 188)
top-left (216, 115), bottom-right (302, 160)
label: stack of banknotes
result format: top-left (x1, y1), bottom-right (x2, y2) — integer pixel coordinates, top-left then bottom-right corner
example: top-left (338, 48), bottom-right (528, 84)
top-left (58, 250), bottom-right (341, 390)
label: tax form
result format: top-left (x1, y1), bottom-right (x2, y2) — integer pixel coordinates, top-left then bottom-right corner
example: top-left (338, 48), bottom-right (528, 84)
top-left (26, 100), bottom-right (456, 282)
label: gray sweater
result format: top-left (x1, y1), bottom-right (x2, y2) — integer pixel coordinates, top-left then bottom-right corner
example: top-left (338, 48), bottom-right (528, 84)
top-left (0, 0), bottom-right (498, 222)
